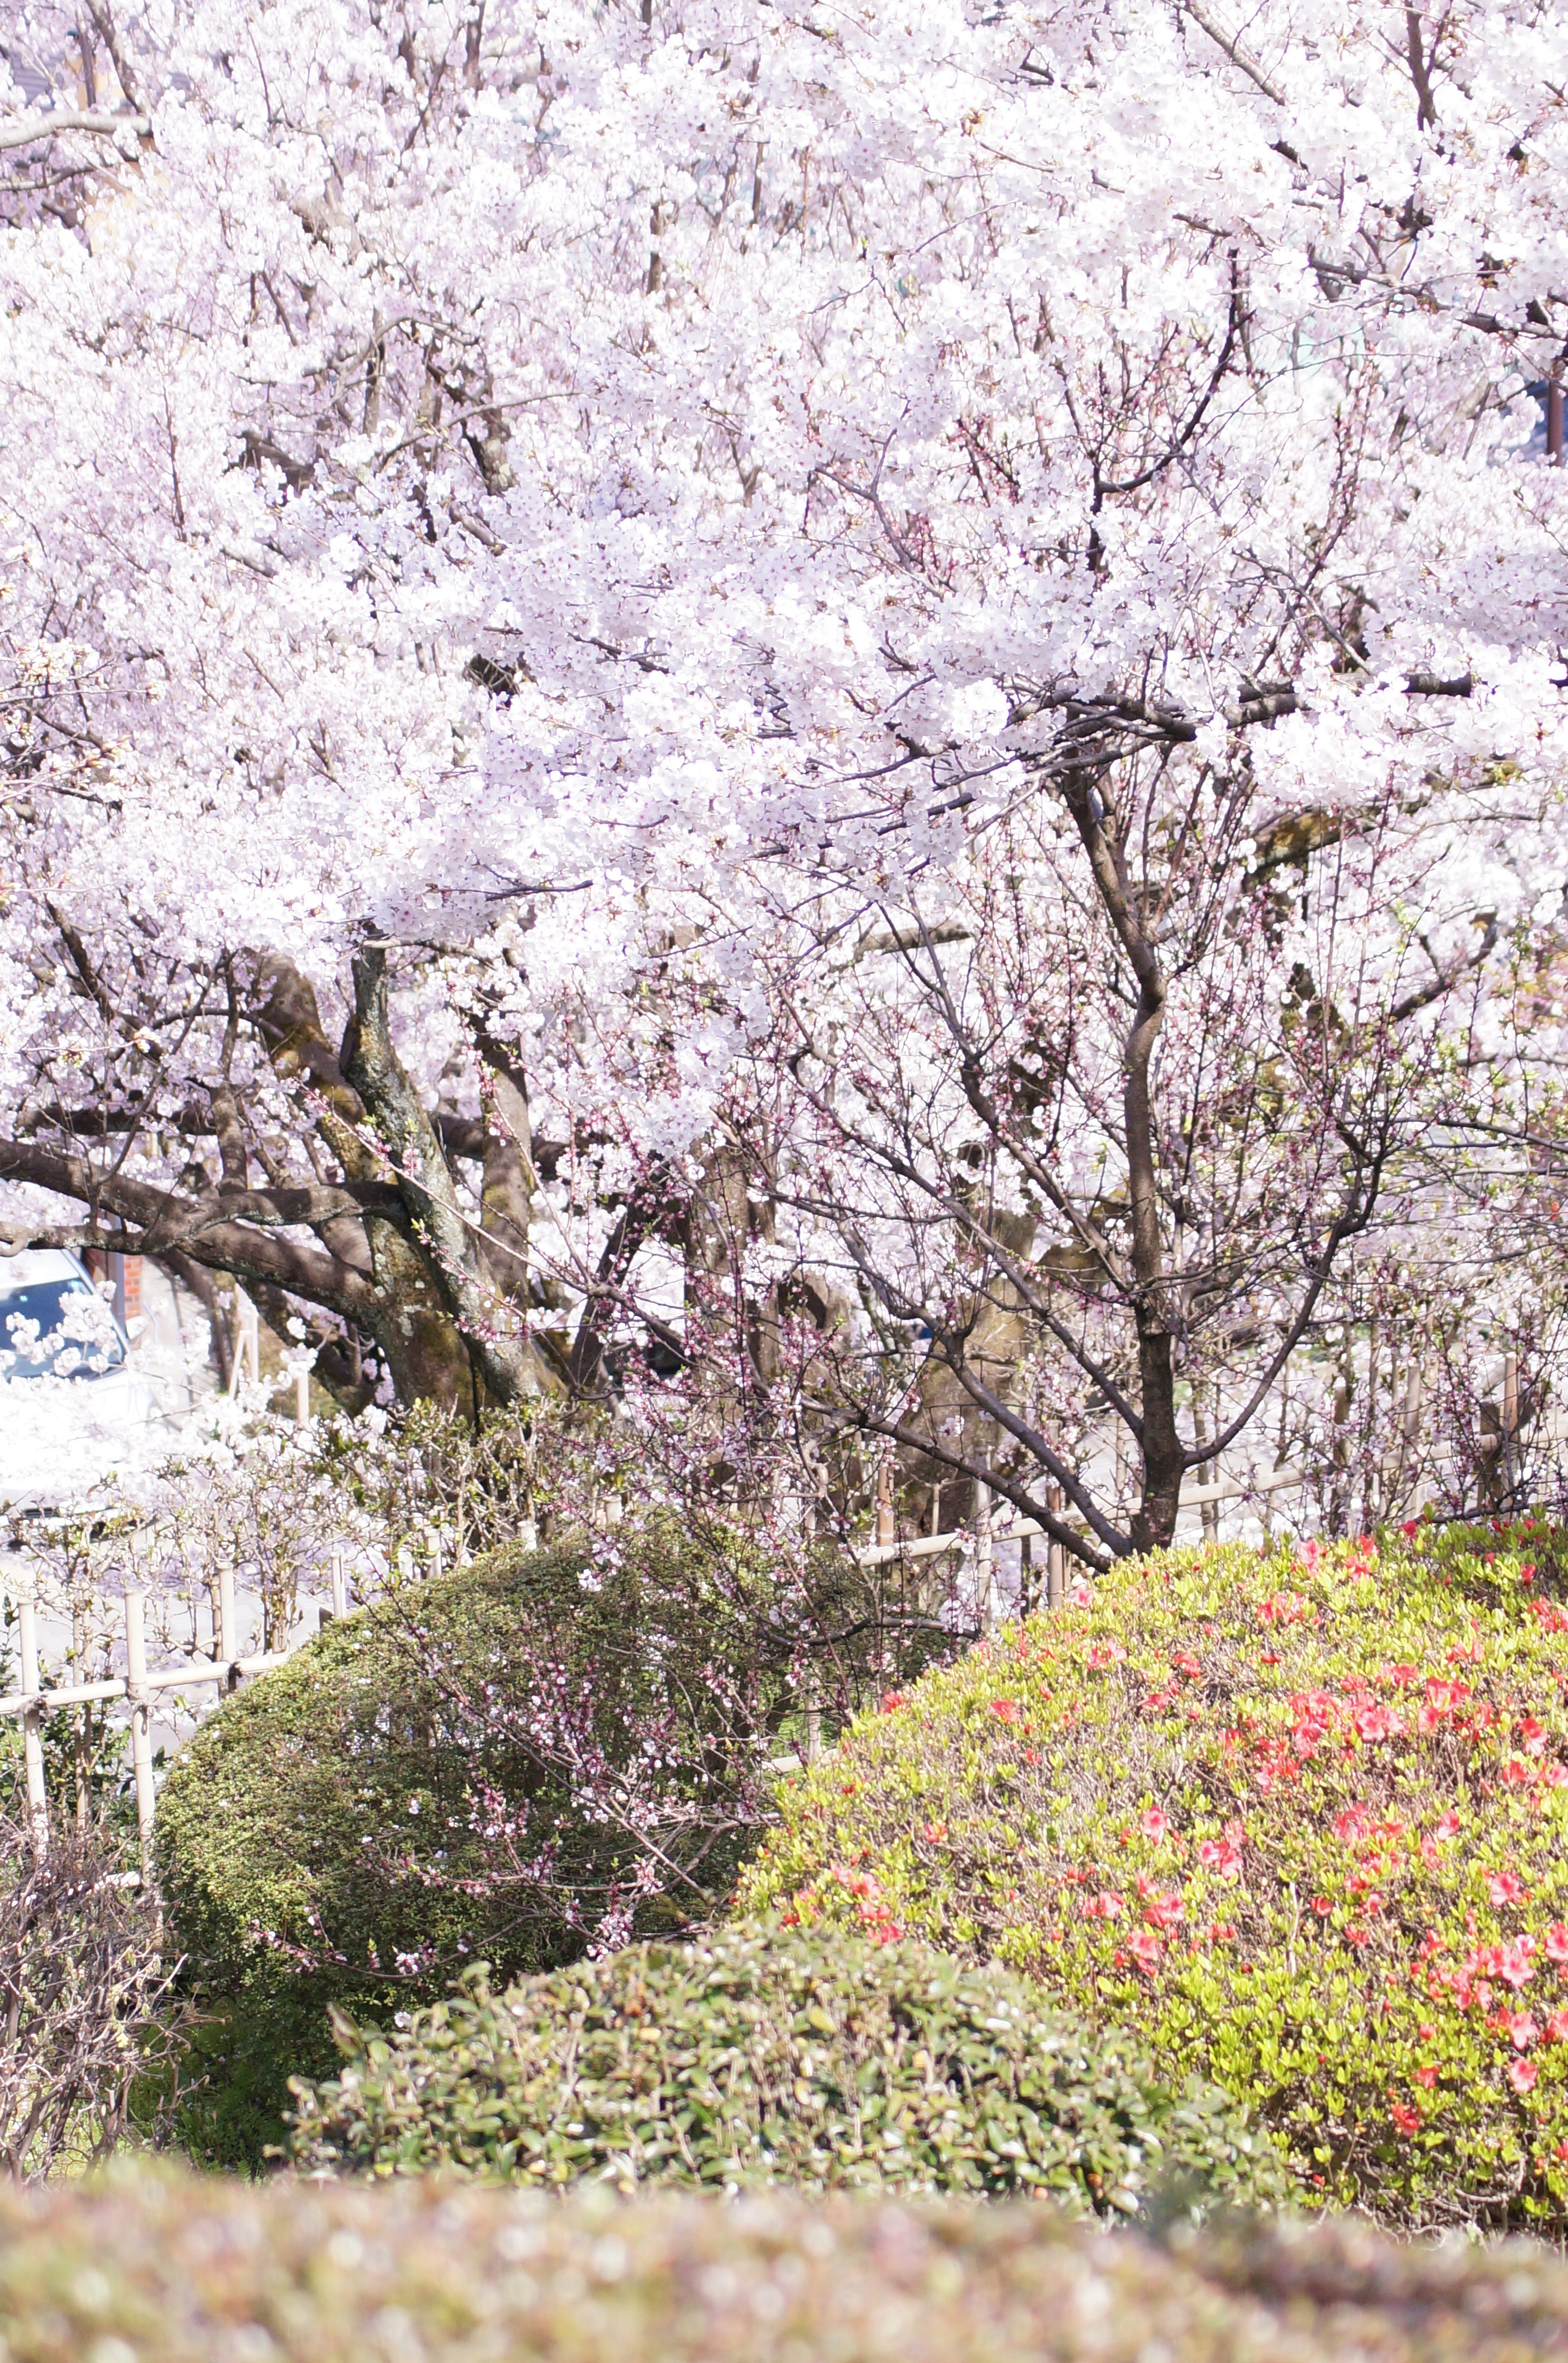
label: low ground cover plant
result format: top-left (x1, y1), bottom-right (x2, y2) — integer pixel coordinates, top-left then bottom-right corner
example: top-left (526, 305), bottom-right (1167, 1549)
top-left (287, 1921), bottom-right (1284, 2209)
top-left (13, 2171), bottom-right (1568, 2363)
top-left (740, 1520), bottom-right (1568, 2231)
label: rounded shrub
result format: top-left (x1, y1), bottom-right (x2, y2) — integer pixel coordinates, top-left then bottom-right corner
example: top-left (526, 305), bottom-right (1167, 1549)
top-left (156, 1525), bottom-right (784, 2162)
top-left (287, 1920), bottom-right (1286, 2209)
top-left (739, 1520), bottom-right (1568, 2231)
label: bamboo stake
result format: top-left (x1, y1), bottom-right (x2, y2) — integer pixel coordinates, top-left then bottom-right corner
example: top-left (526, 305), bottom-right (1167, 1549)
top-left (18, 1595), bottom-right (46, 1852)
top-left (124, 1591), bottom-right (154, 1873)
top-left (875, 1454), bottom-right (895, 1548)
top-left (218, 1557), bottom-right (237, 1687)
top-left (978, 1480), bottom-right (997, 1631)
top-left (1047, 1485), bottom-right (1065, 1612)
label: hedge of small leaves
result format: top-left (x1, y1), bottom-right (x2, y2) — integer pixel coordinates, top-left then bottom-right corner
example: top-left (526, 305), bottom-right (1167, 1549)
top-left (13, 2171), bottom-right (1568, 2363)
top-left (286, 1921), bottom-right (1285, 2210)
top-left (154, 1525), bottom-right (786, 2160)
top-left (739, 1520), bottom-right (1568, 2231)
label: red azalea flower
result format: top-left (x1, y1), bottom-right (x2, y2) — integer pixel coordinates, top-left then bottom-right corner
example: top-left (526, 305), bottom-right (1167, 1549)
top-left (1487, 1871), bottom-right (1526, 1906)
top-left (990, 1699), bottom-right (1022, 1725)
top-left (1197, 1835), bottom-right (1243, 1879)
top-left (1135, 1878), bottom-right (1185, 1931)
top-left (1510, 2058), bottom-right (1539, 2094)
top-left (1390, 2101), bottom-right (1421, 2136)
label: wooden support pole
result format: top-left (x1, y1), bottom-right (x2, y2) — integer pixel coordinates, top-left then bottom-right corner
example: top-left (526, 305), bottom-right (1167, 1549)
top-left (218, 1558), bottom-right (237, 1683)
top-left (330, 1549), bottom-right (347, 1622)
top-left (294, 1367), bottom-right (310, 1425)
top-left (225, 1290), bottom-right (260, 1396)
top-left (1504, 1349), bottom-right (1520, 1498)
top-left (875, 1454), bottom-right (895, 1549)
top-left (1047, 1485), bottom-right (1066, 1612)
top-left (124, 1591), bottom-right (154, 1873)
top-left (18, 1596), bottom-right (47, 1853)
top-left (977, 1480), bottom-right (997, 1631)
top-left (1400, 1360), bottom-right (1424, 1506)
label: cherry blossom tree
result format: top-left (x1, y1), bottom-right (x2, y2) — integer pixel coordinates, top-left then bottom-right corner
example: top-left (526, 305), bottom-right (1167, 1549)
top-left (0, 0), bottom-right (1564, 1547)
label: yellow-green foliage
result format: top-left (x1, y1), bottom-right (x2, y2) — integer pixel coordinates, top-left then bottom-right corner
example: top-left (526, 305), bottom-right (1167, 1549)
top-left (10, 2167), bottom-right (1568, 2362)
top-left (739, 1521), bottom-right (1568, 2231)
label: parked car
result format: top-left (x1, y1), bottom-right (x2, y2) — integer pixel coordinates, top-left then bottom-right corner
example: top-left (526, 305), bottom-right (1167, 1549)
top-left (0, 1249), bottom-right (161, 1514)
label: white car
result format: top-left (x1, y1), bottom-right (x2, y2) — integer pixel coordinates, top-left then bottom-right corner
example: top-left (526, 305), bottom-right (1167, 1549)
top-left (0, 1249), bottom-right (161, 1514)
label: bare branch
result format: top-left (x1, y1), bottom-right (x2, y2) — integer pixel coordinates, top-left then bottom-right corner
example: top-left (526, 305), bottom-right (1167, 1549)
top-left (0, 108), bottom-right (147, 155)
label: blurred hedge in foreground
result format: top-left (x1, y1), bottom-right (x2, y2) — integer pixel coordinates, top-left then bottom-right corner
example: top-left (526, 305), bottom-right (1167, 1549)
top-left (287, 1923), bottom-right (1285, 2209)
top-left (7, 2169), bottom-right (1568, 2361)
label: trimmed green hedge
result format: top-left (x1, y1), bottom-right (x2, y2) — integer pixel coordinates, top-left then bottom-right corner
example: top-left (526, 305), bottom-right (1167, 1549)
top-left (739, 1520), bottom-right (1568, 2232)
top-left (287, 1921), bottom-right (1286, 2211)
top-left (155, 1526), bottom-right (782, 2163)
top-left (15, 2169), bottom-right (1568, 2363)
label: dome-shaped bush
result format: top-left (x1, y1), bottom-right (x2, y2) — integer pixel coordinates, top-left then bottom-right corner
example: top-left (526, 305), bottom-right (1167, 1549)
top-left (156, 1526), bottom-right (784, 2160)
top-left (739, 1521), bottom-right (1568, 2231)
top-left (287, 1920), bottom-right (1286, 2210)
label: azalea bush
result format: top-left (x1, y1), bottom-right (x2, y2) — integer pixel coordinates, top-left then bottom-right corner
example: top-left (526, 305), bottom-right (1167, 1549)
top-left (740, 1521), bottom-right (1568, 2230)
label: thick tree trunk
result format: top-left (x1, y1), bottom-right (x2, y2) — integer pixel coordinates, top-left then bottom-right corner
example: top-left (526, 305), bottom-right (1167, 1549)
top-left (343, 944), bottom-right (548, 1407)
top-left (256, 957), bottom-right (487, 1410)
